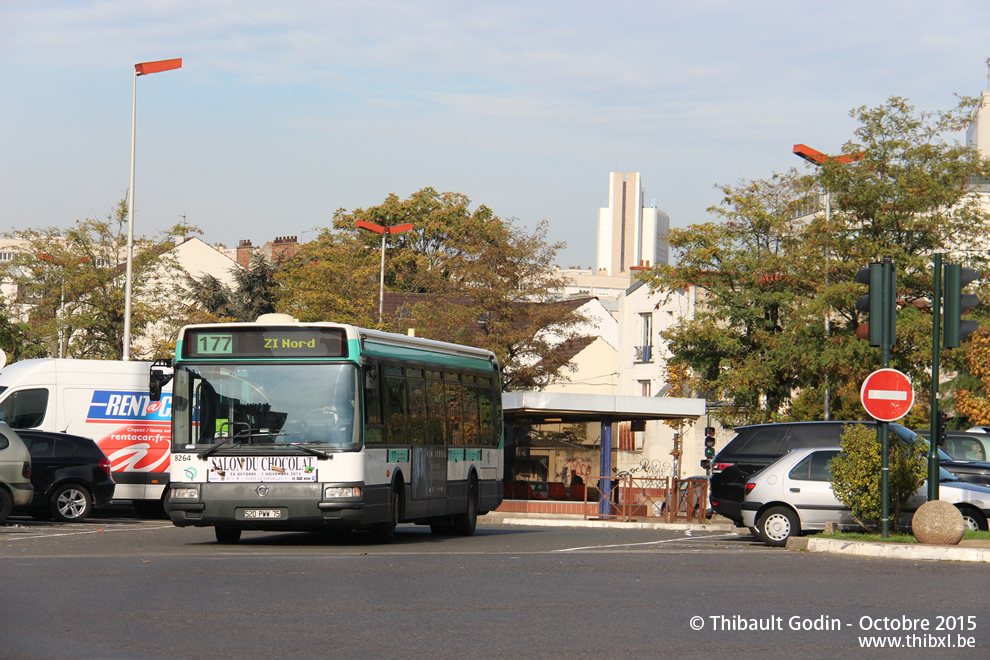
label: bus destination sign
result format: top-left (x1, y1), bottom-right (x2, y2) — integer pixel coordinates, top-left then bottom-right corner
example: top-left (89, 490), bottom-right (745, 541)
top-left (184, 327), bottom-right (347, 359)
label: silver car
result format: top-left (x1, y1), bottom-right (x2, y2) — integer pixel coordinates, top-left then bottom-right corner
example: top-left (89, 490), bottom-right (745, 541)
top-left (0, 422), bottom-right (33, 524)
top-left (740, 446), bottom-right (990, 546)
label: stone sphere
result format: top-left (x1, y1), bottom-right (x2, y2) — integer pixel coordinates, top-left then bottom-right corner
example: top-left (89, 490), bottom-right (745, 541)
top-left (912, 500), bottom-right (965, 545)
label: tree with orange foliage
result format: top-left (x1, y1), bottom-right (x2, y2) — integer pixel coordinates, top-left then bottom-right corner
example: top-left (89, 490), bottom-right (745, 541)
top-left (954, 329), bottom-right (990, 426)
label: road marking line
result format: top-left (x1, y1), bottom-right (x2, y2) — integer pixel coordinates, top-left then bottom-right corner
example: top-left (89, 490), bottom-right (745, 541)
top-left (0, 523), bottom-right (174, 541)
top-left (555, 532), bottom-right (740, 552)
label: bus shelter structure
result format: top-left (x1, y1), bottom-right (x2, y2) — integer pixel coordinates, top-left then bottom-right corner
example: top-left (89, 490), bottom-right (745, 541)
top-left (501, 392), bottom-right (706, 516)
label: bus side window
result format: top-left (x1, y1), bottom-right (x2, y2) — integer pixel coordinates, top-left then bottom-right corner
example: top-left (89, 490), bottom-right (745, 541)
top-left (445, 372), bottom-right (462, 445)
top-left (407, 373), bottom-right (427, 446)
top-left (384, 366), bottom-right (406, 444)
top-left (478, 377), bottom-right (494, 446)
top-left (427, 379), bottom-right (446, 446)
top-left (462, 377), bottom-right (479, 446)
top-left (364, 363), bottom-right (384, 445)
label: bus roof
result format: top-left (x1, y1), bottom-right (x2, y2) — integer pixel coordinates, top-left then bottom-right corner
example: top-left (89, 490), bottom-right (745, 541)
top-left (175, 320), bottom-right (499, 370)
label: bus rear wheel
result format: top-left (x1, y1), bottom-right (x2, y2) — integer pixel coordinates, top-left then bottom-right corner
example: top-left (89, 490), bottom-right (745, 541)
top-left (215, 527), bottom-right (242, 544)
top-left (452, 480), bottom-right (478, 536)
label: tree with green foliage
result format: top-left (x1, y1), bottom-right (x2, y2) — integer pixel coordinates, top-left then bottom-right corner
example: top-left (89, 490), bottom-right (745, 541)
top-left (829, 424), bottom-right (927, 533)
top-left (2, 200), bottom-right (195, 361)
top-left (275, 188), bottom-right (586, 389)
top-left (186, 252), bottom-right (278, 323)
top-left (334, 187), bottom-right (506, 295)
top-left (644, 96), bottom-right (990, 426)
top-left (274, 226), bottom-right (381, 327)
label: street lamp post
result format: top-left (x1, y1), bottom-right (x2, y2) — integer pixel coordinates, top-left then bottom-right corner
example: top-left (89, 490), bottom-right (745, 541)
top-left (124, 58), bottom-right (182, 360)
top-left (793, 144), bottom-right (864, 420)
top-left (356, 220), bottom-right (415, 323)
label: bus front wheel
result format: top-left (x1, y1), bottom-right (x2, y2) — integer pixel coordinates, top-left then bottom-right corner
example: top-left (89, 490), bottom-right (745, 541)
top-left (371, 486), bottom-right (401, 544)
top-left (215, 527), bottom-right (242, 544)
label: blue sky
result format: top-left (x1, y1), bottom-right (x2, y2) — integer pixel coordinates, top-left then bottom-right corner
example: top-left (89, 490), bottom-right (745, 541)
top-left (2, 1), bottom-right (990, 270)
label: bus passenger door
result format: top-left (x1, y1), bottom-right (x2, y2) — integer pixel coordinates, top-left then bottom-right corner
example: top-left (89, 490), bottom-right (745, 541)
top-left (409, 376), bottom-right (446, 505)
top-left (411, 446), bottom-right (447, 501)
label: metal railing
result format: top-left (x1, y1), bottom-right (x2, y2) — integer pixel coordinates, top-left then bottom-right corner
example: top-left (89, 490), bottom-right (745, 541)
top-left (583, 474), bottom-right (708, 524)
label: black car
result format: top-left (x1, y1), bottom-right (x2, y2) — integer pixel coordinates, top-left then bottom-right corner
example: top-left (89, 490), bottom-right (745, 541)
top-left (14, 430), bottom-right (115, 522)
top-left (710, 421), bottom-right (921, 525)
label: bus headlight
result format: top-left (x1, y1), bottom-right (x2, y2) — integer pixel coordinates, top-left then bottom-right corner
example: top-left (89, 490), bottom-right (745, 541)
top-left (324, 486), bottom-right (361, 498)
top-left (171, 487), bottom-right (200, 499)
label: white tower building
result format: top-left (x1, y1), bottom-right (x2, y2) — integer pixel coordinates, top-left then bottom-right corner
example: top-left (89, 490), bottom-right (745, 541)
top-left (596, 172), bottom-right (669, 276)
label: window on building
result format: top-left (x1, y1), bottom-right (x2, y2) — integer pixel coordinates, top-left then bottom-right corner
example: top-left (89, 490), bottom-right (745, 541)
top-left (635, 313), bottom-right (653, 362)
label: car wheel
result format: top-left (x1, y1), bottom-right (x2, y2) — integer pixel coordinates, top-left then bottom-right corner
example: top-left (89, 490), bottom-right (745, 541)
top-left (215, 526), bottom-right (242, 544)
top-left (757, 506), bottom-right (799, 547)
top-left (0, 489), bottom-right (12, 525)
top-left (50, 484), bottom-right (93, 523)
top-left (957, 506), bottom-right (989, 532)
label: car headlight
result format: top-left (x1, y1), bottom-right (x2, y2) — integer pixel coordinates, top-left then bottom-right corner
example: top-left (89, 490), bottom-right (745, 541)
top-left (171, 487), bottom-right (200, 499)
top-left (324, 486), bottom-right (361, 498)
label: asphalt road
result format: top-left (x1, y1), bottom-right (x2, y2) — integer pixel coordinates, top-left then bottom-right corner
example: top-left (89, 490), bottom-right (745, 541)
top-left (1, 512), bottom-right (987, 659)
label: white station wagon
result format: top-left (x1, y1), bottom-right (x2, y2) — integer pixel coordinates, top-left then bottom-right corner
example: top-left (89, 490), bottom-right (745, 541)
top-left (741, 446), bottom-right (990, 546)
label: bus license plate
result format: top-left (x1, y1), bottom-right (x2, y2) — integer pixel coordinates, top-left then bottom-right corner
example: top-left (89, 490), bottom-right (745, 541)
top-left (244, 509), bottom-right (282, 519)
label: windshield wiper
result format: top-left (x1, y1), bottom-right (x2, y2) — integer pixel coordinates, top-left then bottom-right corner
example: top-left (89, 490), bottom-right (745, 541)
top-left (199, 438), bottom-right (238, 459)
top-left (287, 443), bottom-right (330, 459)
top-left (198, 429), bottom-right (288, 458)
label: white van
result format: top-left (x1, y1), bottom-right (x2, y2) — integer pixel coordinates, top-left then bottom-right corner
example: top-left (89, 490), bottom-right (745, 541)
top-left (0, 359), bottom-right (172, 513)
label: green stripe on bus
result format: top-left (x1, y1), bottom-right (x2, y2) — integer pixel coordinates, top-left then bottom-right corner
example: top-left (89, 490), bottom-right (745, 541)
top-left (361, 342), bottom-right (494, 371)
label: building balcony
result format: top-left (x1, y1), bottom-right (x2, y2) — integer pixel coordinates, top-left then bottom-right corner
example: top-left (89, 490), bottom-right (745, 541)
top-left (633, 345), bottom-right (653, 363)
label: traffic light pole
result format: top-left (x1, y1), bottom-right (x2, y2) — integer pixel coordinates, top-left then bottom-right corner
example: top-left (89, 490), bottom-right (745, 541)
top-left (879, 257), bottom-right (893, 539)
top-left (929, 254), bottom-right (942, 501)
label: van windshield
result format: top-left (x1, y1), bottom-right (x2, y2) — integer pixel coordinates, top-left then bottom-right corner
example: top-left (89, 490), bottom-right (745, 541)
top-left (171, 363), bottom-right (361, 452)
top-left (0, 388), bottom-right (49, 428)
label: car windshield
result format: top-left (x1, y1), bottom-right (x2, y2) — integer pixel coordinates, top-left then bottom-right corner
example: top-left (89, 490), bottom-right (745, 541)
top-left (172, 362), bottom-right (361, 452)
top-left (891, 424), bottom-right (955, 462)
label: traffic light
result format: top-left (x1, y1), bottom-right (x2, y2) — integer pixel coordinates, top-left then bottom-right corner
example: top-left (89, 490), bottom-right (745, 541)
top-left (855, 260), bottom-right (897, 348)
top-left (704, 426), bottom-right (716, 460)
top-left (937, 410), bottom-right (948, 446)
top-left (943, 264), bottom-right (980, 348)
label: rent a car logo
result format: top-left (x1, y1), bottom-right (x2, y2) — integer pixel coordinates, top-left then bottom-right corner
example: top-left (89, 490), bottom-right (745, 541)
top-left (88, 391), bottom-right (172, 473)
top-left (87, 391), bottom-right (172, 423)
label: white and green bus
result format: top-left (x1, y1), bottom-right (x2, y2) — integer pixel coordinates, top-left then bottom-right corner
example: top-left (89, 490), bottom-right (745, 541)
top-left (159, 314), bottom-right (503, 543)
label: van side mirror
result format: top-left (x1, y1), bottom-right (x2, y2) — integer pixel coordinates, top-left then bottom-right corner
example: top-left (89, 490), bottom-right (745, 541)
top-left (150, 358), bottom-right (174, 402)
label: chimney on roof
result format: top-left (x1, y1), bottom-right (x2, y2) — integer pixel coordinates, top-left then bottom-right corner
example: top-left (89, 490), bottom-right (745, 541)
top-left (237, 239), bottom-right (254, 268)
top-left (271, 235), bottom-right (298, 262)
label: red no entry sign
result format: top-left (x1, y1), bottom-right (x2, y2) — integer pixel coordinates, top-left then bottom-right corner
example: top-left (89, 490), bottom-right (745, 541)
top-left (860, 368), bottom-right (914, 422)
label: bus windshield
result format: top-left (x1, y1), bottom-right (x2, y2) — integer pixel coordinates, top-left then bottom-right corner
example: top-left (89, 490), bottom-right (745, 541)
top-left (171, 362), bottom-right (361, 452)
